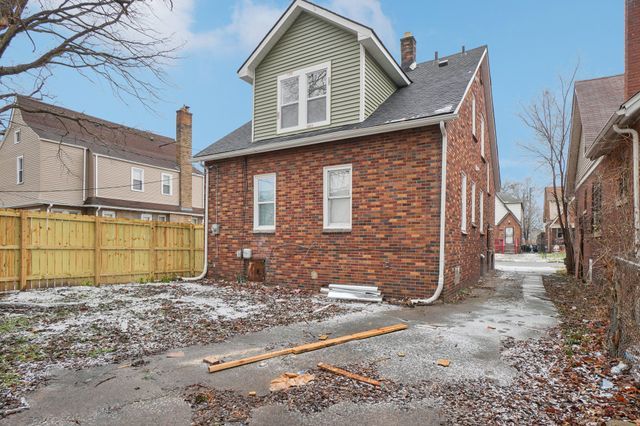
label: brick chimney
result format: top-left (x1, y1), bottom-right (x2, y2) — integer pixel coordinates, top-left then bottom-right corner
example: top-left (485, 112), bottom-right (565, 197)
top-left (400, 32), bottom-right (416, 71)
top-left (176, 105), bottom-right (193, 211)
top-left (626, 0), bottom-right (640, 99)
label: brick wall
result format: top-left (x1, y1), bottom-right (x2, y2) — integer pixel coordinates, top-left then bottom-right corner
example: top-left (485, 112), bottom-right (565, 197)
top-left (443, 67), bottom-right (496, 295)
top-left (495, 213), bottom-right (522, 253)
top-left (626, 0), bottom-right (640, 100)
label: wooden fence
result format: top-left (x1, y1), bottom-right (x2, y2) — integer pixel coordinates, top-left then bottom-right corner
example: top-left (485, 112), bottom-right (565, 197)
top-left (0, 209), bottom-right (205, 292)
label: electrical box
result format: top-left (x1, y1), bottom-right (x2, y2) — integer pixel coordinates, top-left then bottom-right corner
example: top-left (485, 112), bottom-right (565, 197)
top-left (210, 224), bottom-right (220, 235)
top-left (236, 250), bottom-right (243, 258)
top-left (242, 248), bottom-right (252, 259)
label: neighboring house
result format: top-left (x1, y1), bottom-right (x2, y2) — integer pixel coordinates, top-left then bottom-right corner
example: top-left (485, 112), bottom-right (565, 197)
top-left (569, 0), bottom-right (640, 280)
top-left (193, 0), bottom-right (501, 300)
top-left (542, 187), bottom-right (574, 252)
top-left (566, 75), bottom-right (625, 279)
top-left (0, 96), bottom-right (204, 223)
top-left (494, 193), bottom-right (523, 254)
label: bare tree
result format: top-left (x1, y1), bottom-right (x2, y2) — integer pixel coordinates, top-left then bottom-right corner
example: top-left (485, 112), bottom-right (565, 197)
top-left (501, 178), bottom-right (542, 243)
top-left (520, 67), bottom-right (578, 274)
top-left (0, 0), bottom-right (178, 132)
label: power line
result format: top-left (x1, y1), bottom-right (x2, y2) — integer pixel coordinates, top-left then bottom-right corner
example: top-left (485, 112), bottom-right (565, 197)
top-left (0, 176), bottom-right (177, 194)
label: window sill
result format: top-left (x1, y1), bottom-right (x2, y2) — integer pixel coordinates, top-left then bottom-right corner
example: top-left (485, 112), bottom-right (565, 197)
top-left (472, 223), bottom-right (477, 228)
top-left (481, 155), bottom-right (487, 163)
top-left (461, 230), bottom-right (468, 236)
top-left (480, 231), bottom-right (485, 236)
top-left (472, 134), bottom-right (478, 143)
top-left (253, 229), bottom-right (275, 234)
top-left (323, 228), bottom-right (351, 234)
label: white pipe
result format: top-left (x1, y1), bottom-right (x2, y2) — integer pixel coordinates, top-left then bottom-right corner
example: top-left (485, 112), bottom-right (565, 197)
top-left (613, 125), bottom-right (640, 257)
top-left (411, 121), bottom-right (448, 304)
top-left (183, 165), bottom-right (209, 281)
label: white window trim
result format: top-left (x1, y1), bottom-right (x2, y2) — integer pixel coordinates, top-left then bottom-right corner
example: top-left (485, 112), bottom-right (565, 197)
top-left (14, 129), bottom-right (21, 144)
top-left (101, 210), bottom-right (116, 218)
top-left (253, 173), bottom-right (276, 232)
top-left (161, 173), bottom-right (173, 196)
top-left (480, 115), bottom-right (486, 159)
top-left (471, 181), bottom-right (477, 226)
top-left (140, 213), bottom-right (153, 221)
top-left (277, 61), bottom-right (332, 134)
top-left (131, 167), bottom-right (144, 192)
top-left (157, 214), bottom-right (168, 222)
top-left (471, 95), bottom-right (477, 137)
top-left (486, 166), bottom-right (491, 195)
top-left (16, 155), bottom-right (23, 185)
top-left (479, 190), bottom-right (484, 233)
top-left (461, 172), bottom-right (468, 233)
top-left (323, 164), bottom-right (352, 231)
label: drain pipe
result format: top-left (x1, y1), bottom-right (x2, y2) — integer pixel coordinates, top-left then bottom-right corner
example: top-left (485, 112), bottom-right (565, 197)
top-left (613, 125), bottom-right (640, 257)
top-left (183, 165), bottom-right (210, 281)
top-left (411, 121), bottom-right (448, 304)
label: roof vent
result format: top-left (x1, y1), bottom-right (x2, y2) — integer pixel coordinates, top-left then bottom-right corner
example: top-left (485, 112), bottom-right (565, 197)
top-left (438, 59), bottom-right (449, 67)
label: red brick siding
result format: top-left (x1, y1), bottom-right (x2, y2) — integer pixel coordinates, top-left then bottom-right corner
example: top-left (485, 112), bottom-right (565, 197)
top-left (443, 67), bottom-right (496, 296)
top-left (626, 0), bottom-right (640, 100)
top-left (205, 127), bottom-right (444, 300)
top-left (495, 213), bottom-right (522, 253)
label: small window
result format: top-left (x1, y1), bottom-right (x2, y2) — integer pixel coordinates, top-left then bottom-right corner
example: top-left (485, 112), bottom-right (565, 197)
top-left (131, 168), bottom-right (144, 192)
top-left (161, 173), bottom-right (172, 196)
top-left (140, 213), bottom-right (153, 221)
top-left (191, 217), bottom-right (200, 225)
top-left (101, 210), bottom-right (116, 218)
top-left (157, 215), bottom-right (167, 222)
top-left (14, 129), bottom-right (21, 144)
top-left (479, 190), bottom-right (484, 231)
top-left (277, 62), bottom-right (331, 133)
top-left (471, 181), bottom-right (477, 225)
top-left (471, 95), bottom-right (477, 137)
top-left (324, 164), bottom-right (352, 230)
top-left (16, 156), bottom-right (23, 184)
top-left (480, 116), bottom-right (486, 158)
top-left (253, 173), bottom-right (276, 231)
top-left (461, 172), bottom-right (468, 233)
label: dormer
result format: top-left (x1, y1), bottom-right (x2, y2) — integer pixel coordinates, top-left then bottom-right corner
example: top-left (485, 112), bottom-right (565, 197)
top-left (239, 0), bottom-right (410, 142)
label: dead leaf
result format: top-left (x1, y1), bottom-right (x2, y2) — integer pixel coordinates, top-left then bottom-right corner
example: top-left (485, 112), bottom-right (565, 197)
top-left (318, 335), bottom-right (329, 340)
top-left (437, 359), bottom-right (451, 367)
top-left (269, 373), bottom-right (315, 392)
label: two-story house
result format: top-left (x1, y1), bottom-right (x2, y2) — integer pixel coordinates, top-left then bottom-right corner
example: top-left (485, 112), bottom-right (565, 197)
top-left (193, 0), bottom-right (501, 301)
top-left (0, 96), bottom-right (204, 222)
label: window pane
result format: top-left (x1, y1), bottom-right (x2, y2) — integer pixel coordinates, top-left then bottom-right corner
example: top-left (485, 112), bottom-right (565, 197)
top-left (258, 177), bottom-right (274, 202)
top-left (133, 179), bottom-right (142, 191)
top-left (307, 97), bottom-right (327, 124)
top-left (328, 169), bottom-right (350, 197)
top-left (281, 77), bottom-right (299, 104)
top-left (329, 198), bottom-right (350, 224)
top-left (307, 69), bottom-right (327, 98)
top-left (281, 104), bottom-right (299, 128)
top-left (259, 203), bottom-right (275, 227)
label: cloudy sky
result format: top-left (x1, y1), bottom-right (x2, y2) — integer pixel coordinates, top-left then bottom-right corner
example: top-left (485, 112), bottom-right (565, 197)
top-left (24, 0), bottom-right (623, 189)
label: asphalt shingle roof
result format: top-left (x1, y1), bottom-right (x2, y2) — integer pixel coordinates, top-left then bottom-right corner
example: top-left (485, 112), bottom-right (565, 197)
top-left (195, 46), bottom-right (486, 159)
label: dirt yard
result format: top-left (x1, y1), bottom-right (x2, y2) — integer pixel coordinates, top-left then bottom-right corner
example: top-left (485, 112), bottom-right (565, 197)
top-left (0, 280), bottom-right (367, 416)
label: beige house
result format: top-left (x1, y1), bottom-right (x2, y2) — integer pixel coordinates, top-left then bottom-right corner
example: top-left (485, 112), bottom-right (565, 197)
top-left (0, 96), bottom-right (204, 222)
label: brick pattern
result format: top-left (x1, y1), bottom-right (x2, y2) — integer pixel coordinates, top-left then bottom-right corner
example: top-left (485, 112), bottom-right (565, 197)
top-left (626, 0), bottom-right (640, 100)
top-left (400, 34), bottom-right (417, 71)
top-left (176, 106), bottom-right (193, 210)
top-left (495, 213), bottom-right (522, 253)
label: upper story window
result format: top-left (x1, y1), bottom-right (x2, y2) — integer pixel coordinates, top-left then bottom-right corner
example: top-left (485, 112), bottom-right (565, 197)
top-left (254, 173), bottom-right (276, 232)
top-left (479, 190), bottom-right (484, 232)
top-left (14, 129), bottom-right (21, 144)
top-left (16, 156), bottom-right (23, 184)
top-left (277, 62), bottom-right (331, 133)
top-left (131, 167), bottom-right (144, 192)
top-left (461, 172), bottom-right (467, 233)
top-left (471, 94), bottom-right (477, 138)
top-left (161, 173), bottom-right (172, 196)
top-left (324, 164), bottom-right (352, 231)
top-left (471, 181), bottom-right (477, 226)
top-left (480, 115), bottom-right (486, 159)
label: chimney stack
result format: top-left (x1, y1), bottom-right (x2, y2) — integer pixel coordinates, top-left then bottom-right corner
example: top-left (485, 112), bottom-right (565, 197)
top-left (626, 0), bottom-right (640, 99)
top-left (400, 32), bottom-right (416, 71)
top-left (176, 105), bottom-right (193, 211)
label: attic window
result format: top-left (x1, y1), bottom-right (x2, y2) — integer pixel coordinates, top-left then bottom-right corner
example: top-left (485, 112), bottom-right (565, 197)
top-left (14, 129), bottom-right (21, 144)
top-left (277, 62), bottom-right (331, 133)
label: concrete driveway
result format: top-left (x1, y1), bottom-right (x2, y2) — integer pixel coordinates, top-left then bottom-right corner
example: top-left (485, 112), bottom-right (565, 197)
top-left (4, 256), bottom-right (559, 426)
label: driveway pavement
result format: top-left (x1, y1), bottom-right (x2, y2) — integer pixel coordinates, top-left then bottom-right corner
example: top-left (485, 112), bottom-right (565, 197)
top-left (4, 255), bottom-right (560, 426)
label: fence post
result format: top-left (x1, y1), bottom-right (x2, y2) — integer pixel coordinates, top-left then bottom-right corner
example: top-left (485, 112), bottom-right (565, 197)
top-left (149, 222), bottom-right (156, 281)
top-left (190, 225), bottom-right (196, 277)
top-left (94, 217), bottom-right (101, 286)
top-left (19, 211), bottom-right (28, 290)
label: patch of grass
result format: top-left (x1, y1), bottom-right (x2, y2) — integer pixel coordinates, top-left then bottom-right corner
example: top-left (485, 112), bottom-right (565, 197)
top-left (79, 280), bottom-right (95, 287)
top-left (0, 316), bottom-right (31, 334)
top-left (87, 347), bottom-right (115, 358)
top-left (540, 252), bottom-right (566, 263)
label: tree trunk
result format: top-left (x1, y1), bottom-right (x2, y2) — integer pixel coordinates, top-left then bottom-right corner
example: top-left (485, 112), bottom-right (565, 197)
top-left (564, 232), bottom-right (576, 275)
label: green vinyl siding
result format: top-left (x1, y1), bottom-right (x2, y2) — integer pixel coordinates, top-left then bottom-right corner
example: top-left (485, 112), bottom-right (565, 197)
top-left (364, 52), bottom-right (396, 118)
top-left (253, 12), bottom-right (361, 141)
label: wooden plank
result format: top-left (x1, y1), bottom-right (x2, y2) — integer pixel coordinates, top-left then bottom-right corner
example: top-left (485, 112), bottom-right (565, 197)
top-left (190, 225), bottom-right (196, 276)
top-left (19, 211), bottom-right (28, 290)
top-left (149, 222), bottom-right (156, 280)
top-left (208, 323), bottom-right (408, 374)
top-left (94, 217), bottom-right (102, 286)
top-left (317, 363), bottom-right (381, 386)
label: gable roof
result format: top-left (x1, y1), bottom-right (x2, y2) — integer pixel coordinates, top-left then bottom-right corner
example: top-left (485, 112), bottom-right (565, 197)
top-left (495, 192), bottom-right (523, 226)
top-left (195, 46), bottom-right (487, 160)
top-left (497, 192), bottom-right (522, 204)
top-left (496, 209), bottom-right (522, 229)
top-left (13, 96), bottom-right (200, 173)
top-left (238, 0), bottom-right (410, 87)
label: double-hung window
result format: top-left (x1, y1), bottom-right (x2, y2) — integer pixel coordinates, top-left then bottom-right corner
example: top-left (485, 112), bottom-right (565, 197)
top-left (479, 191), bottom-right (484, 232)
top-left (254, 173), bottom-right (276, 232)
top-left (277, 62), bottom-right (331, 133)
top-left (16, 156), bottom-right (23, 184)
top-left (471, 95), bottom-right (477, 138)
top-left (461, 173), bottom-right (468, 233)
top-left (480, 116), bottom-right (486, 159)
top-left (14, 129), bottom-right (21, 144)
top-left (161, 173), bottom-right (172, 196)
top-left (471, 182), bottom-right (477, 226)
top-left (323, 164), bottom-right (352, 230)
top-left (131, 167), bottom-right (144, 192)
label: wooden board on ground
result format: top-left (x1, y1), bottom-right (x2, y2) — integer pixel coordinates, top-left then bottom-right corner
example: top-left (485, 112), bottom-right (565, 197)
top-left (207, 323), bottom-right (408, 373)
top-left (318, 362), bottom-right (381, 386)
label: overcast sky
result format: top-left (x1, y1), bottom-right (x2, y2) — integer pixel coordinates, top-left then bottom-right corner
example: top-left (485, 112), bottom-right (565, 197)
top-left (24, 0), bottom-right (624, 191)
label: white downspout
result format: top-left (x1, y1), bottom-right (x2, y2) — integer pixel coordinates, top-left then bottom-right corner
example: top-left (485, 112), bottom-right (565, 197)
top-left (183, 165), bottom-right (209, 281)
top-left (411, 121), bottom-right (448, 304)
top-left (613, 125), bottom-right (640, 257)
